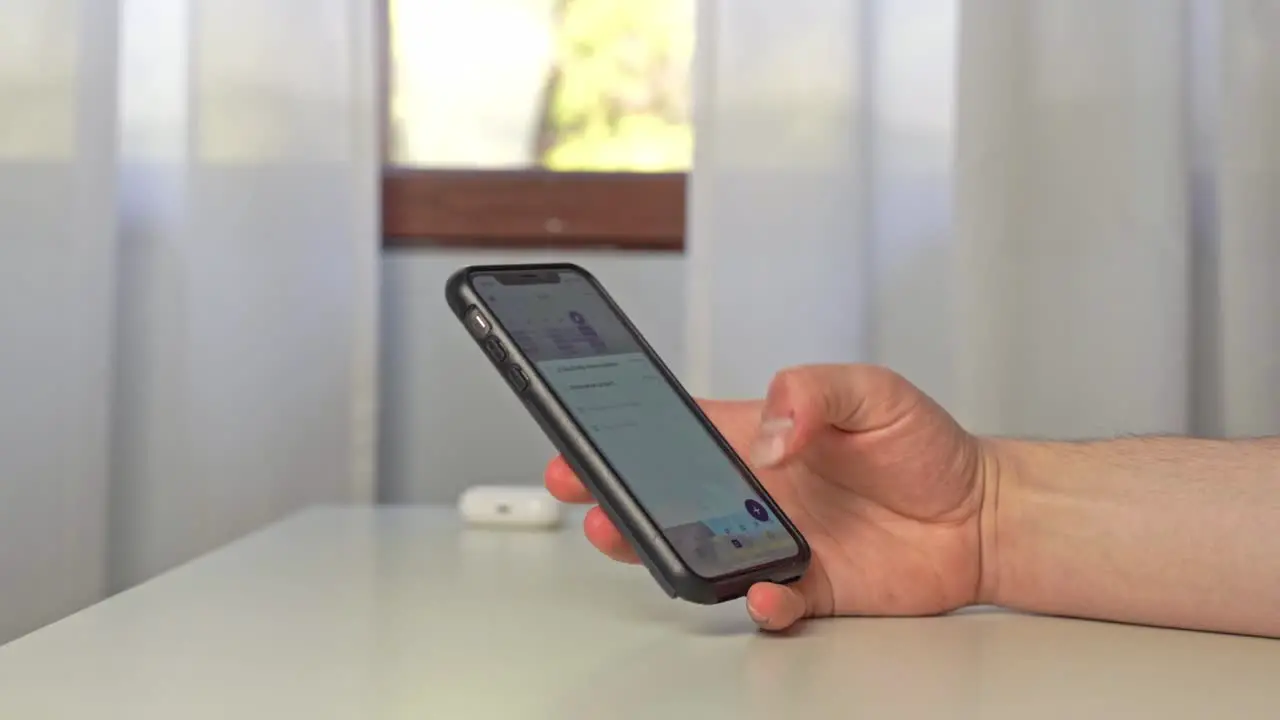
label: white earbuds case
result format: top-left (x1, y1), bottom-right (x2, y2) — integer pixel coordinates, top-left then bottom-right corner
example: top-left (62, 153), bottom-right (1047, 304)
top-left (458, 485), bottom-right (564, 529)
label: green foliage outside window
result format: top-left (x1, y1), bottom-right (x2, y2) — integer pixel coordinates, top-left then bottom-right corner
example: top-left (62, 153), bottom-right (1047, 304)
top-left (539, 0), bottom-right (693, 172)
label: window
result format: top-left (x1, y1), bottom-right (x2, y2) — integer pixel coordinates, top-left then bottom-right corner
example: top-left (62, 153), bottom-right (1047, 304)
top-left (384, 0), bottom-right (693, 251)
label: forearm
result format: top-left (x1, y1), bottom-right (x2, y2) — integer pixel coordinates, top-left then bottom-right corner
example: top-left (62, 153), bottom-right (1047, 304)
top-left (980, 436), bottom-right (1280, 637)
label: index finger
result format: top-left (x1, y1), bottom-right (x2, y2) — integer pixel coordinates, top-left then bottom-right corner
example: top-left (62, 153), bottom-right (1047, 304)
top-left (545, 455), bottom-right (594, 504)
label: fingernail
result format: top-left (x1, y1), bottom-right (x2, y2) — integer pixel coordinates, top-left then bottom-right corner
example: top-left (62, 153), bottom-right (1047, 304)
top-left (746, 599), bottom-right (769, 626)
top-left (750, 416), bottom-right (794, 468)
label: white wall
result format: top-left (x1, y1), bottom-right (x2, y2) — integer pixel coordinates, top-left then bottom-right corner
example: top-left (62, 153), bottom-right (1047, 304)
top-left (379, 250), bottom-right (686, 504)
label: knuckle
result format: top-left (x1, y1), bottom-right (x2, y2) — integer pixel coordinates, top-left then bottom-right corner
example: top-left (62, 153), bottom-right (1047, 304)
top-left (767, 366), bottom-right (805, 396)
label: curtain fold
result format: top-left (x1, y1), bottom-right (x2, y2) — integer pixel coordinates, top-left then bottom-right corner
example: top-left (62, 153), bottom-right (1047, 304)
top-left (1215, 0), bottom-right (1280, 437)
top-left (689, 0), bottom-right (1280, 440)
top-left (952, 0), bottom-right (1193, 437)
top-left (111, 0), bottom-right (380, 590)
top-left (0, 0), bottom-right (118, 644)
top-left (686, 0), bottom-right (873, 398)
top-left (0, 0), bottom-right (380, 641)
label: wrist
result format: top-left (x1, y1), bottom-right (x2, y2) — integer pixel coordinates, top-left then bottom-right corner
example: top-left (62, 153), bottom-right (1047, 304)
top-left (974, 438), bottom-right (1077, 610)
top-left (975, 436), bottom-right (1016, 607)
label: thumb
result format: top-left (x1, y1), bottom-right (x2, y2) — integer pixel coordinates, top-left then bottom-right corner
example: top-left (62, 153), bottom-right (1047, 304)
top-left (748, 364), bottom-right (915, 469)
top-left (745, 568), bottom-right (836, 631)
top-left (745, 582), bottom-right (808, 631)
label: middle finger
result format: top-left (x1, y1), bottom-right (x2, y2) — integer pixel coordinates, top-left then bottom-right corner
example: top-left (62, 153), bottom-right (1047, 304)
top-left (545, 455), bottom-right (594, 503)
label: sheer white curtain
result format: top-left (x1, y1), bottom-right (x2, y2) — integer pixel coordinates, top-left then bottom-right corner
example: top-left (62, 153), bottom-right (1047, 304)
top-left (112, 0), bottom-right (380, 589)
top-left (0, 0), bottom-right (118, 644)
top-left (688, 0), bottom-right (1280, 440)
top-left (0, 0), bottom-right (379, 642)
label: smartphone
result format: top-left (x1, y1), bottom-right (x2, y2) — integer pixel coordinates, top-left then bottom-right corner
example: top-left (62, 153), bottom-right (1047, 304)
top-left (446, 263), bottom-right (810, 604)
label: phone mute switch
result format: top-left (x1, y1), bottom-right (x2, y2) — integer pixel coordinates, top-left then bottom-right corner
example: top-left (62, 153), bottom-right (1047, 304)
top-left (507, 367), bottom-right (530, 392)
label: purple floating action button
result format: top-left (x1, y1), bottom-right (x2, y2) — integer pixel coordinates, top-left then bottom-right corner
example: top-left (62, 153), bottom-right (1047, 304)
top-left (744, 499), bottom-right (769, 522)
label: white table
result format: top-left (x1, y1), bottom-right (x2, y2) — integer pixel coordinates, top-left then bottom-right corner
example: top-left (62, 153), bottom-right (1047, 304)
top-left (1, 507), bottom-right (1277, 718)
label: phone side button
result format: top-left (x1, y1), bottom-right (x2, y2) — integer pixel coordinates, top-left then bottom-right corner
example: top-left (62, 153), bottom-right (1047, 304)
top-left (464, 307), bottom-right (492, 339)
top-left (507, 367), bottom-right (529, 392)
top-left (483, 336), bottom-right (507, 362)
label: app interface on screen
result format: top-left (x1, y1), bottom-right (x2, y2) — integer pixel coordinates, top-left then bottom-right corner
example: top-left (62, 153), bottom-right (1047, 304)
top-left (474, 270), bottom-right (800, 578)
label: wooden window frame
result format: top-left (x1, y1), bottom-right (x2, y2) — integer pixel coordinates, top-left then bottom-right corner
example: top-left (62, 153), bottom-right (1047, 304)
top-left (378, 2), bottom-right (687, 253)
top-left (381, 170), bottom-right (686, 252)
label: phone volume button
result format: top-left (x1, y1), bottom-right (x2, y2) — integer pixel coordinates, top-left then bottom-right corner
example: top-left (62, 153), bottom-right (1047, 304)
top-left (483, 336), bottom-right (508, 362)
top-left (508, 367), bottom-right (529, 392)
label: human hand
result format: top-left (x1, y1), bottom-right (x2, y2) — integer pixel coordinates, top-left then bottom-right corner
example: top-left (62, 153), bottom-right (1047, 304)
top-left (544, 364), bottom-right (993, 631)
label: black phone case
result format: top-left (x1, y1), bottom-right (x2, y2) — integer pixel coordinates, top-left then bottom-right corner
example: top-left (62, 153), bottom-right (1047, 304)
top-left (445, 262), bottom-right (810, 604)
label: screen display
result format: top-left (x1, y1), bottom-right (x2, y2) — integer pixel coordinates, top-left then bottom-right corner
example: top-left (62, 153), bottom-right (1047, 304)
top-left (474, 268), bottom-right (801, 578)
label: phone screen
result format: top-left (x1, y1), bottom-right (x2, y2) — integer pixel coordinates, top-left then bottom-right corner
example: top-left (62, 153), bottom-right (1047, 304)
top-left (473, 268), bottom-right (801, 579)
